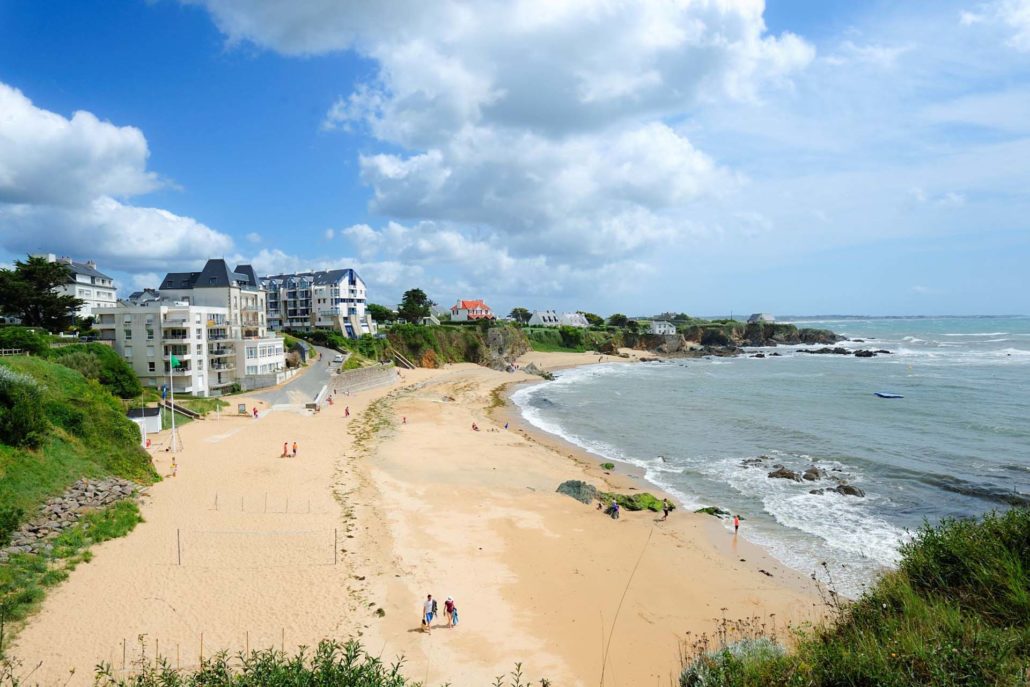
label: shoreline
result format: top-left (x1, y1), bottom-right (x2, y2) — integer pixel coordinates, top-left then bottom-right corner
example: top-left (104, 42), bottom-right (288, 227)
top-left (498, 352), bottom-right (821, 601)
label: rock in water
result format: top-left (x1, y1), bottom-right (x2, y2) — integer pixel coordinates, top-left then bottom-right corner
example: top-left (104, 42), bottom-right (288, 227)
top-left (834, 484), bottom-right (865, 497)
top-left (803, 466), bottom-right (826, 481)
top-left (556, 480), bottom-right (599, 504)
top-left (768, 466), bottom-right (802, 482)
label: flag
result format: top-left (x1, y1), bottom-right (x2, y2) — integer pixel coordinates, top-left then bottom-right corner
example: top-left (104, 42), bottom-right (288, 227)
top-left (170, 354), bottom-right (182, 368)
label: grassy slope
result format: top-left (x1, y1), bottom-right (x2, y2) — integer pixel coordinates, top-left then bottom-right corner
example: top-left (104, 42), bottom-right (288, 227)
top-left (680, 508), bottom-right (1030, 687)
top-left (0, 356), bottom-right (157, 523)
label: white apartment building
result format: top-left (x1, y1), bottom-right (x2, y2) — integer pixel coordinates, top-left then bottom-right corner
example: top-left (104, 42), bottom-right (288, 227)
top-left (261, 269), bottom-right (376, 338)
top-left (95, 259), bottom-right (285, 396)
top-left (34, 254), bottom-right (117, 318)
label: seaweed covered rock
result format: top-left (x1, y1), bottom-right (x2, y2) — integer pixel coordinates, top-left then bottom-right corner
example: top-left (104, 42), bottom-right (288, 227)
top-left (695, 506), bottom-right (730, 518)
top-left (601, 491), bottom-right (670, 512)
top-left (556, 480), bottom-right (598, 504)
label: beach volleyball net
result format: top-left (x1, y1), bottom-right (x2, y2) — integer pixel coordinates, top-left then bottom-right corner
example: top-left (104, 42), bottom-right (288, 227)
top-left (175, 528), bottom-right (338, 567)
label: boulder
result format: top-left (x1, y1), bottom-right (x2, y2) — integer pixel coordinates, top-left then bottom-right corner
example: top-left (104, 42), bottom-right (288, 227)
top-left (522, 363), bottom-right (555, 380)
top-left (768, 466), bottom-right (802, 482)
top-left (853, 350), bottom-right (876, 358)
top-left (695, 506), bottom-right (730, 518)
top-left (556, 480), bottom-right (598, 504)
top-left (802, 466), bottom-right (826, 481)
top-left (834, 484), bottom-right (865, 497)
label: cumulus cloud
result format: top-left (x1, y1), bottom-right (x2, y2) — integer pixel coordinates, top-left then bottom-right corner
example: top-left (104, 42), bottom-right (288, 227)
top-left (188, 0), bottom-right (812, 283)
top-left (0, 82), bottom-right (234, 273)
top-left (960, 0), bottom-right (1030, 51)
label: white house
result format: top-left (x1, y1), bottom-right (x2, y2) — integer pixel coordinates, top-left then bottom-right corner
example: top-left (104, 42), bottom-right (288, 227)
top-left (559, 312), bottom-right (590, 328)
top-left (126, 407), bottom-right (161, 441)
top-left (451, 299), bottom-right (495, 321)
top-left (95, 259), bottom-right (286, 396)
top-left (261, 269), bottom-right (376, 338)
top-left (650, 320), bottom-right (677, 335)
top-left (34, 254), bottom-right (117, 318)
top-left (748, 313), bottom-right (775, 324)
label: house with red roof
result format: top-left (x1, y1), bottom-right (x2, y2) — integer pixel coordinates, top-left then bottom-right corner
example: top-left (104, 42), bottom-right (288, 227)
top-left (450, 298), bottom-right (495, 322)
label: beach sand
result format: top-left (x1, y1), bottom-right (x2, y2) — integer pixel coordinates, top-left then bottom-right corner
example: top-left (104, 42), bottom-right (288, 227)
top-left (11, 354), bottom-right (821, 686)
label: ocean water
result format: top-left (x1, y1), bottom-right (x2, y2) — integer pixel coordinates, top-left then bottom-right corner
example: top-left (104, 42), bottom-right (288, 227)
top-left (512, 316), bottom-right (1030, 595)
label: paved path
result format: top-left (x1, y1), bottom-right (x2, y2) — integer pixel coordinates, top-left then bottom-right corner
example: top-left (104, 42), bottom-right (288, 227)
top-left (251, 345), bottom-right (343, 406)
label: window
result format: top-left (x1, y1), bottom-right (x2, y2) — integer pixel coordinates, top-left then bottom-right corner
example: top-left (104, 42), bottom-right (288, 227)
top-left (124, 346), bottom-right (133, 359)
top-left (124, 328), bottom-right (132, 340)
top-left (246, 365), bottom-right (257, 375)
top-left (196, 328), bottom-right (202, 339)
top-left (246, 346), bottom-right (257, 359)
top-left (146, 346), bottom-right (155, 357)
top-left (146, 328), bottom-right (154, 340)
top-left (148, 362), bottom-right (156, 372)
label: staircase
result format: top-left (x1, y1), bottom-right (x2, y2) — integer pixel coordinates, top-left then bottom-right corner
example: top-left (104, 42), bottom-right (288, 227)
top-left (160, 399), bottom-right (203, 420)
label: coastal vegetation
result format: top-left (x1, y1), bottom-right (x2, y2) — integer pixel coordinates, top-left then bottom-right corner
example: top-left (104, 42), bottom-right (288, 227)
top-left (681, 508), bottom-right (1030, 686)
top-left (0, 355), bottom-right (156, 549)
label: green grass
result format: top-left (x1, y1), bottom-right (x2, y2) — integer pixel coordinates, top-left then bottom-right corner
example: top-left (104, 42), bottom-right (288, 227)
top-left (0, 357), bottom-right (157, 526)
top-left (679, 508), bottom-right (1030, 687)
top-left (1, 501), bottom-right (143, 650)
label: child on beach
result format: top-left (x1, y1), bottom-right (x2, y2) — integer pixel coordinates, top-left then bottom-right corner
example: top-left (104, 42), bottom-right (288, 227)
top-left (252, 407), bottom-right (258, 419)
top-left (660, 499), bottom-right (671, 521)
top-left (733, 514), bottom-right (740, 534)
top-left (292, 441), bottom-right (298, 457)
top-left (281, 442), bottom-right (289, 458)
top-left (345, 406), bottom-right (350, 417)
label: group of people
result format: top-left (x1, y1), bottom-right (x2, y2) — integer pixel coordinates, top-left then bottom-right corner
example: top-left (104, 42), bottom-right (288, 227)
top-left (281, 441), bottom-right (298, 458)
top-left (421, 594), bottom-right (459, 633)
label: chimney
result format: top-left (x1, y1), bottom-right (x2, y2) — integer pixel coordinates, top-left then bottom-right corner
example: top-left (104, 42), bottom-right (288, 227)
top-left (86, 260), bottom-right (97, 269)
top-left (59, 256), bottom-right (73, 264)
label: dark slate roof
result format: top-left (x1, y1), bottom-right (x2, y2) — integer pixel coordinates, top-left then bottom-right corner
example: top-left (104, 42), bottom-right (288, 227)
top-left (127, 407), bottom-right (161, 418)
top-left (66, 261), bottom-right (113, 280)
top-left (159, 259), bottom-right (260, 291)
top-left (234, 264), bottom-right (259, 287)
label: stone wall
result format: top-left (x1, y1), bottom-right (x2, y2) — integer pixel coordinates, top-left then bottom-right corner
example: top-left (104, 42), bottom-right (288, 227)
top-left (1, 477), bottom-right (137, 563)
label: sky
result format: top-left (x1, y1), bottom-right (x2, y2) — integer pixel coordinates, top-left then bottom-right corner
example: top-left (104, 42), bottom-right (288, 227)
top-left (1, 0), bottom-right (1028, 317)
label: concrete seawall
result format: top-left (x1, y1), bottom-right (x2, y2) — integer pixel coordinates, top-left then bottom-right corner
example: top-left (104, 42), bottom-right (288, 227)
top-left (329, 364), bottom-right (398, 395)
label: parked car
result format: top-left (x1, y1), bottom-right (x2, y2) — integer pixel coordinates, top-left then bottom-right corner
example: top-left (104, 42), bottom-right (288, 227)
top-left (333, 353), bottom-right (344, 363)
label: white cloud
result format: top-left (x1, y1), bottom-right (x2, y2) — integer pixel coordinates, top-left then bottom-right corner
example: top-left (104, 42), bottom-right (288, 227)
top-left (0, 81), bottom-right (235, 272)
top-left (323, 228), bottom-right (335, 240)
top-left (246, 232), bottom-right (262, 243)
top-left (189, 0), bottom-right (812, 282)
top-left (960, 0), bottom-right (1030, 51)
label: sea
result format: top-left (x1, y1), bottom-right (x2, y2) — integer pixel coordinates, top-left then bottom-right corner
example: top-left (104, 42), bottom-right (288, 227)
top-left (511, 316), bottom-right (1030, 596)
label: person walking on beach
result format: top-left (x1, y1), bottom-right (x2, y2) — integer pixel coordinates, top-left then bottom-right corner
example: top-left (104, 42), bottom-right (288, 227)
top-left (422, 594), bottom-right (435, 633)
top-left (660, 498), bottom-right (671, 521)
top-left (252, 407), bottom-right (259, 419)
top-left (292, 441), bottom-right (298, 457)
top-left (733, 514), bottom-right (740, 534)
top-left (345, 406), bottom-right (350, 417)
top-left (444, 596), bottom-right (458, 627)
top-left (281, 442), bottom-right (289, 458)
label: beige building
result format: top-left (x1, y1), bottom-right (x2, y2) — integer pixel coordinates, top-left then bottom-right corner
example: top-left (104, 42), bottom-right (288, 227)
top-left (95, 260), bottom-right (285, 397)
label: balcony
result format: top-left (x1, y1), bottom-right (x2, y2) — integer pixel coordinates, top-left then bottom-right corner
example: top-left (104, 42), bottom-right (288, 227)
top-left (207, 319), bottom-right (228, 328)
top-left (209, 346), bottom-right (234, 357)
top-left (163, 334), bottom-right (189, 342)
top-left (209, 333), bottom-right (228, 341)
top-left (209, 361), bottom-right (235, 371)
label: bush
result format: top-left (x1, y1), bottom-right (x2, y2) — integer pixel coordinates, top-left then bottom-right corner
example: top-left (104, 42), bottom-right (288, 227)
top-left (0, 366), bottom-right (47, 447)
top-left (48, 343), bottom-right (142, 398)
top-left (0, 505), bottom-right (23, 545)
top-left (0, 326), bottom-right (48, 355)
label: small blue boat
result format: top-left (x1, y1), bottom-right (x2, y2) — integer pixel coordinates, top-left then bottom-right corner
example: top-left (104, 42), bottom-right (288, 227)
top-left (874, 392), bottom-right (904, 399)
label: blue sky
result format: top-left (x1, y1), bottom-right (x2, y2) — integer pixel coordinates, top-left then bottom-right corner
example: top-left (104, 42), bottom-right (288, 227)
top-left (1, 0), bottom-right (1028, 316)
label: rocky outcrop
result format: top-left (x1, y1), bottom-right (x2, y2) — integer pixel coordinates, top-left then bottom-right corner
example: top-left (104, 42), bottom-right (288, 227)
top-left (522, 362), bottom-right (555, 380)
top-left (810, 484), bottom-right (865, 498)
top-left (556, 480), bottom-right (598, 504)
top-left (768, 466), bottom-right (803, 482)
top-left (803, 466), bottom-right (827, 481)
top-left (0, 478), bottom-right (138, 562)
top-left (483, 326), bottom-right (531, 369)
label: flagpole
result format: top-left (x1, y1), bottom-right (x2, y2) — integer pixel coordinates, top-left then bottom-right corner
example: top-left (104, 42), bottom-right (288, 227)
top-left (169, 355), bottom-right (177, 453)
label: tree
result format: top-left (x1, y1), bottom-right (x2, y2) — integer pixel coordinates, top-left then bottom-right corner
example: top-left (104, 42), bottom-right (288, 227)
top-left (509, 307), bottom-right (531, 324)
top-left (0, 256), bottom-right (83, 331)
top-left (607, 313), bottom-right (629, 328)
top-left (367, 303), bottom-right (397, 323)
top-left (627, 320), bottom-right (640, 333)
top-left (396, 288), bottom-right (434, 324)
top-left (578, 311), bottom-right (603, 327)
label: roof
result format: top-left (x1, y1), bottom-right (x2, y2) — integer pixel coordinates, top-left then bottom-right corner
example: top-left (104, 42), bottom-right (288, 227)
top-left (261, 268), bottom-right (362, 287)
top-left (127, 407), bottom-right (161, 419)
top-left (452, 299), bottom-right (491, 311)
top-left (65, 261), bottom-right (113, 281)
top-left (159, 259), bottom-right (259, 290)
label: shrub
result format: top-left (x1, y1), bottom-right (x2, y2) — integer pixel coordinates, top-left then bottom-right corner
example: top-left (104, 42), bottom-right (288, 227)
top-left (0, 505), bottom-right (24, 545)
top-left (0, 366), bottom-right (47, 447)
top-left (48, 343), bottom-right (142, 398)
top-left (0, 326), bottom-right (48, 355)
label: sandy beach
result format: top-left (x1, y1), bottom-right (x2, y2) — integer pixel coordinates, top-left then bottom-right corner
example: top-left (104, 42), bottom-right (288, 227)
top-left (11, 353), bottom-right (822, 686)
